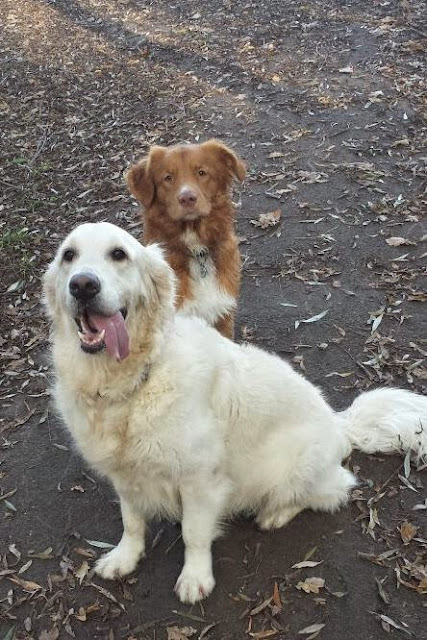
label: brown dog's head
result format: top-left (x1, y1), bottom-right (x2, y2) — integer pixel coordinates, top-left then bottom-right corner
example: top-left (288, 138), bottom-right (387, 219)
top-left (125, 139), bottom-right (246, 221)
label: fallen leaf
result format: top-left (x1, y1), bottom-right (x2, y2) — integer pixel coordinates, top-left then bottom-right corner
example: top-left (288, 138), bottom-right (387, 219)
top-left (295, 309), bottom-right (329, 329)
top-left (296, 577), bottom-right (325, 594)
top-left (371, 613), bottom-right (412, 635)
top-left (2, 626), bottom-right (16, 640)
top-left (71, 484), bottom-right (85, 493)
top-left (398, 474), bottom-right (418, 492)
top-left (251, 209), bottom-right (281, 229)
top-left (0, 489), bottom-right (17, 504)
top-left (325, 371), bottom-right (354, 378)
top-left (370, 314), bottom-right (383, 333)
top-left (272, 581), bottom-right (282, 610)
top-left (89, 582), bottom-right (125, 610)
top-left (75, 560), bottom-right (90, 584)
top-left (292, 560), bottom-right (323, 569)
top-left (298, 622), bottom-right (325, 635)
top-left (38, 628), bottom-right (59, 640)
top-left (18, 560), bottom-right (32, 574)
top-left (8, 576), bottom-right (43, 591)
top-left (375, 577), bottom-right (390, 605)
top-left (400, 521), bottom-right (417, 544)
top-left (403, 449), bottom-right (411, 479)
top-left (166, 626), bottom-right (197, 640)
top-left (385, 236), bottom-right (415, 247)
top-left (412, 499), bottom-right (427, 511)
top-left (8, 543), bottom-right (21, 560)
top-left (85, 539), bottom-right (115, 549)
top-left (249, 596), bottom-right (273, 616)
top-left (28, 546), bottom-right (54, 560)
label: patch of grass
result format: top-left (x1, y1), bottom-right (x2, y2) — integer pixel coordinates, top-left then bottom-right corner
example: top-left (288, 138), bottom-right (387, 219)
top-left (19, 250), bottom-right (35, 280)
top-left (0, 227), bottom-right (29, 251)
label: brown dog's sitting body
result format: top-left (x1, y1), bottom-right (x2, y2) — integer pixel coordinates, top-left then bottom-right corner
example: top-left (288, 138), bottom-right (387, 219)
top-left (125, 139), bottom-right (245, 339)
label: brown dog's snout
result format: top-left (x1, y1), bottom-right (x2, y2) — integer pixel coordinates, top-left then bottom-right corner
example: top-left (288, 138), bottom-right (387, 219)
top-left (69, 272), bottom-right (101, 301)
top-left (178, 188), bottom-right (198, 207)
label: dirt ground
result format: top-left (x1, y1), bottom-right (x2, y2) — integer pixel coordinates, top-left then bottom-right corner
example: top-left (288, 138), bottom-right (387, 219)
top-left (1, 0), bottom-right (426, 638)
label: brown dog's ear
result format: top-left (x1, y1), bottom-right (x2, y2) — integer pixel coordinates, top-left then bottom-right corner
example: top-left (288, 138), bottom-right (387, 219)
top-left (125, 158), bottom-right (155, 209)
top-left (203, 139), bottom-right (246, 182)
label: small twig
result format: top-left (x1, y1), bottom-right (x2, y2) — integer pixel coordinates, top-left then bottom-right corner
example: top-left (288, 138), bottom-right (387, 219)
top-left (29, 128), bottom-right (49, 166)
top-left (406, 23), bottom-right (427, 39)
top-left (334, 343), bottom-right (373, 380)
top-left (370, 463), bottom-right (402, 504)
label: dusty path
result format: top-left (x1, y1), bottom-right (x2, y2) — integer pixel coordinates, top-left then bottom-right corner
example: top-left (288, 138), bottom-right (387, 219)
top-left (1, 1), bottom-right (426, 638)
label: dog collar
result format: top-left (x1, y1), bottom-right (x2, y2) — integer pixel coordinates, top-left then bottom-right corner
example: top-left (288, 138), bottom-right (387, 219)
top-left (96, 363), bottom-right (151, 399)
top-left (192, 247), bottom-right (209, 278)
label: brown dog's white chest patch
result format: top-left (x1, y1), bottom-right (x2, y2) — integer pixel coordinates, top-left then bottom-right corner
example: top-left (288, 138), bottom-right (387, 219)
top-left (181, 228), bottom-right (211, 279)
top-left (180, 228), bottom-right (235, 324)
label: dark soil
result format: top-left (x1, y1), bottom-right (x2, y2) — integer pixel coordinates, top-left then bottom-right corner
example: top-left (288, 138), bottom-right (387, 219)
top-left (1, 1), bottom-right (426, 639)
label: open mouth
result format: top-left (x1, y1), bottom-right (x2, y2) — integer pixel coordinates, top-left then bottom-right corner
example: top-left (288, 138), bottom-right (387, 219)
top-left (74, 307), bottom-right (129, 361)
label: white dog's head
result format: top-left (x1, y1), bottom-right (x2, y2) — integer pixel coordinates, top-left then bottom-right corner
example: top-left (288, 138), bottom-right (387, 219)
top-left (44, 222), bottom-right (175, 362)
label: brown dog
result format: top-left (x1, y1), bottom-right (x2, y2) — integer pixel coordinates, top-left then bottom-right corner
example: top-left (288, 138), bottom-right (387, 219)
top-left (125, 139), bottom-right (246, 339)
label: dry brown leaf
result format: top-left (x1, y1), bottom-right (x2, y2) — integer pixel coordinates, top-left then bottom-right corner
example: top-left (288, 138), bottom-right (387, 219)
top-left (400, 521), bottom-right (417, 544)
top-left (8, 576), bottom-right (43, 591)
top-left (252, 209), bottom-right (281, 229)
top-left (75, 560), bottom-right (90, 584)
top-left (249, 631), bottom-right (278, 639)
top-left (75, 603), bottom-right (101, 621)
top-left (272, 581), bottom-right (282, 610)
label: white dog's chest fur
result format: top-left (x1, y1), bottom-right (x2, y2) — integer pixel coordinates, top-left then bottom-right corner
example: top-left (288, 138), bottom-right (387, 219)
top-left (179, 229), bottom-right (235, 324)
top-left (58, 363), bottom-right (224, 519)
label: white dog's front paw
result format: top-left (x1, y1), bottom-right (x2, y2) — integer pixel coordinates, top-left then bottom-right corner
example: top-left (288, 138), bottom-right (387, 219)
top-left (95, 544), bottom-right (143, 580)
top-left (174, 566), bottom-right (215, 604)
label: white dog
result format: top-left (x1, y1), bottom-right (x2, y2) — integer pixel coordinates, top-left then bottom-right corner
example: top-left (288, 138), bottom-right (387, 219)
top-left (44, 222), bottom-right (427, 604)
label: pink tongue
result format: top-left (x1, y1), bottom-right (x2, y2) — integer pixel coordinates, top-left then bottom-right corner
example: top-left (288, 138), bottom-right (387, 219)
top-left (88, 312), bottom-right (129, 361)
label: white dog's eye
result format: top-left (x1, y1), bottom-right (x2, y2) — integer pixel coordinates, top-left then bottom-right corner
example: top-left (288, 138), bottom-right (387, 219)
top-left (110, 248), bottom-right (128, 261)
top-left (62, 249), bottom-right (76, 263)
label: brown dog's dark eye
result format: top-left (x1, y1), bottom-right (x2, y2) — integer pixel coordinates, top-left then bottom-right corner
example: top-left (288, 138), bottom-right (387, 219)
top-left (62, 249), bottom-right (75, 263)
top-left (164, 174), bottom-right (173, 182)
top-left (111, 248), bottom-right (127, 261)
top-left (198, 169), bottom-right (207, 176)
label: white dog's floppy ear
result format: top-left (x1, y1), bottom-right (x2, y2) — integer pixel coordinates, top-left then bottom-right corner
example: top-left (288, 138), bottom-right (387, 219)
top-left (42, 256), bottom-right (60, 318)
top-left (138, 244), bottom-right (176, 313)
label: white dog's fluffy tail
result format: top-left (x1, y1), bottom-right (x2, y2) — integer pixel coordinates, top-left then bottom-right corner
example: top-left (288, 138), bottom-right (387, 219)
top-left (341, 388), bottom-right (427, 461)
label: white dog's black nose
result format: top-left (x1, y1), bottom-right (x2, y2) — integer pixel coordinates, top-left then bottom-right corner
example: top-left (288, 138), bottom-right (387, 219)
top-left (69, 272), bottom-right (101, 301)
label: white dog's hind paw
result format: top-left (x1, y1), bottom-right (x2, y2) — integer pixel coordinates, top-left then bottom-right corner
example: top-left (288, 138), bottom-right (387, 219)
top-left (95, 545), bottom-right (142, 580)
top-left (174, 566), bottom-right (215, 604)
top-left (256, 504), bottom-right (303, 530)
